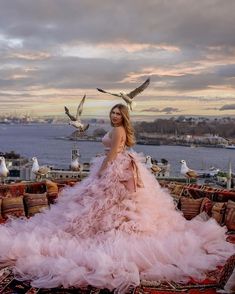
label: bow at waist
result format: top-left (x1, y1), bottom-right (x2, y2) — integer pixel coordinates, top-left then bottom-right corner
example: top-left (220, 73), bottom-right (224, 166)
top-left (128, 153), bottom-right (144, 192)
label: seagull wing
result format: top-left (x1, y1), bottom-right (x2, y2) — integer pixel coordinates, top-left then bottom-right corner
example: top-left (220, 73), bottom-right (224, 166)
top-left (151, 165), bottom-right (162, 173)
top-left (37, 166), bottom-right (50, 175)
top-left (121, 95), bottom-right (131, 104)
top-left (6, 162), bottom-right (12, 168)
top-left (127, 77), bottom-right (150, 99)
top-left (97, 88), bottom-right (121, 98)
top-left (83, 123), bottom-right (89, 132)
top-left (64, 106), bottom-right (76, 121)
top-left (76, 94), bottom-right (86, 118)
top-left (186, 170), bottom-right (198, 178)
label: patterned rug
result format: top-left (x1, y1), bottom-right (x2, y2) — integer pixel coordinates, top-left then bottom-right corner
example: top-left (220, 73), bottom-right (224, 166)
top-left (1, 257), bottom-right (234, 294)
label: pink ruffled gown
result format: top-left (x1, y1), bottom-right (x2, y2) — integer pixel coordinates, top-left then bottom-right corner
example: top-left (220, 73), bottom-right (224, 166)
top-left (0, 132), bottom-right (234, 293)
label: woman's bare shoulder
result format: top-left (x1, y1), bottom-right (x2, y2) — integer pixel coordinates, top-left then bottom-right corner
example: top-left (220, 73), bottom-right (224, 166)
top-left (112, 126), bottom-right (125, 134)
top-left (110, 126), bottom-right (125, 138)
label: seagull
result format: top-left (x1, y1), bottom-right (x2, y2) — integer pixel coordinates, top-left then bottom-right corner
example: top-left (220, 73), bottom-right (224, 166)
top-left (97, 77), bottom-right (150, 111)
top-left (0, 156), bottom-right (9, 183)
top-left (31, 157), bottom-right (50, 181)
top-left (70, 156), bottom-right (81, 171)
top-left (146, 155), bottom-right (162, 175)
top-left (180, 160), bottom-right (198, 182)
top-left (64, 94), bottom-right (89, 132)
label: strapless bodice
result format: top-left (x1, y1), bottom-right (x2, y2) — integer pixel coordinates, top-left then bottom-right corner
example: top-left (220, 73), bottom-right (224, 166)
top-left (102, 132), bottom-right (126, 153)
top-left (102, 132), bottom-right (112, 148)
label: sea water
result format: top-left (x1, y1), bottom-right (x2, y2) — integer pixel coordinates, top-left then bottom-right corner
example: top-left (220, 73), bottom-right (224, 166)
top-left (0, 124), bottom-right (234, 176)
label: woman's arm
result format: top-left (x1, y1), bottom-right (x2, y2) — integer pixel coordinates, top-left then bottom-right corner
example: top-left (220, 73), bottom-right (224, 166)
top-left (97, 127), bottom-right (124, 177)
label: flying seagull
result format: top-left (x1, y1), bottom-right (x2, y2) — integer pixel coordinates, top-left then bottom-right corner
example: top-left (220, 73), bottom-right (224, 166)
top-left (180, 160), bottom-right (198, 182)
top-left (64, 94), bottom-right (89, 132)
top-left (97, 77), bottom-right (150, 111)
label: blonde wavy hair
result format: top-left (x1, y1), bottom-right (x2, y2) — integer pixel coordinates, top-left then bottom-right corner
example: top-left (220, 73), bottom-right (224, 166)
top-left (109, 104), bottom-right (135, 147)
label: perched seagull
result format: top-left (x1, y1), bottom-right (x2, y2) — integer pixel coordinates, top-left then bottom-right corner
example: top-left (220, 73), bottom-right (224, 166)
top-left (70, 157), bottom-right (81, 171)
top-left (64, 94), bottom-right (89, 132)
top-left (0, 156), bottom-right (9, 183)
top-left (97, 77), bottom-right (150, 111)
top-left (180, 160), bottom-right (198, 181)
top-left (146, 155), bottom-right (162, 174)
top-left (31, 157), bottom-right (50, 181)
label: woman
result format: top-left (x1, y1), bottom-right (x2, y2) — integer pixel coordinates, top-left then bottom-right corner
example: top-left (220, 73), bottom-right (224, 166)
top-left (0, 104), bottom-right (234, 293)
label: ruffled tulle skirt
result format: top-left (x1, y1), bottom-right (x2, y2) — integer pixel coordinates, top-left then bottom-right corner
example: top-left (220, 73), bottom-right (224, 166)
top-left (0, 151), bottom-right (234, 293)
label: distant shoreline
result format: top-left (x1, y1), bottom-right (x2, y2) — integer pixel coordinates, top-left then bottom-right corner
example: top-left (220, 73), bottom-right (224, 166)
top-left (55, 136), bottom-right (232, 149)
top-left (1, 122), bottom-right (234, 149)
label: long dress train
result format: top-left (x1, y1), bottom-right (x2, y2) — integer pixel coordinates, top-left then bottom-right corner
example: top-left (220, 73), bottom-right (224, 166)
top-left (0, 132), bottom-right (234, 293)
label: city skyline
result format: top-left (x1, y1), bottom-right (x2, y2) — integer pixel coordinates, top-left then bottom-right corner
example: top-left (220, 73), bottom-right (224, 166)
top-left (0, 0), bottom-right (235, 118)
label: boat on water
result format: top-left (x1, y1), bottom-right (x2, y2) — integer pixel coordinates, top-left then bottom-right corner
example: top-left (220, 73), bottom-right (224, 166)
top-left (226, 145), bottom-right (235, 149)
top-left (196, 166), bottom-right (220, 177)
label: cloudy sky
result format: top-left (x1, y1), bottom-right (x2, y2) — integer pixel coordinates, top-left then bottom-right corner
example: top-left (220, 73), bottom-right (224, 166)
top-left (0, 0), bottom-right (235, 119)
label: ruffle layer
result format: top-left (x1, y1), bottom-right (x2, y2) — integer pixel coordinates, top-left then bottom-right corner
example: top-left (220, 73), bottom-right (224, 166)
top-left (0, 151), bottom-right (234, 293)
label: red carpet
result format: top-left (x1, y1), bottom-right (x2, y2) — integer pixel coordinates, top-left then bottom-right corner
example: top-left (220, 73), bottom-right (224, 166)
top-left (0, 259), bottom-right (234, 294)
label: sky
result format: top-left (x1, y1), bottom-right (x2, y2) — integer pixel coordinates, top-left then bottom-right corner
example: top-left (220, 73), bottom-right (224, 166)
top-left (0, 0), bottom-right (235, 119)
